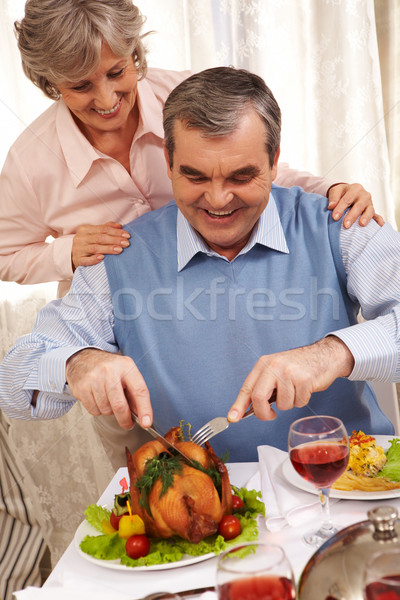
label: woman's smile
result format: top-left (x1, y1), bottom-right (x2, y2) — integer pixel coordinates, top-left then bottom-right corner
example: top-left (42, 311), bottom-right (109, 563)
top-left (93, 98), bottom-right (122, 118)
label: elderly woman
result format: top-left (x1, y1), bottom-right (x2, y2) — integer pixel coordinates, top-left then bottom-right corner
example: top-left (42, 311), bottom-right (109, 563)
top-left (0, 0), bottom-right (378, 298)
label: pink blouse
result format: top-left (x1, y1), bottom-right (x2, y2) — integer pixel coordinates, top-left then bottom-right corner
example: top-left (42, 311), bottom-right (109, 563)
top-left (0, 68), bottom-right (337, 295)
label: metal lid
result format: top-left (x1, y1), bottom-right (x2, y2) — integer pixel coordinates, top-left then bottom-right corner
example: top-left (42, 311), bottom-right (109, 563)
top-left (298, 506), bottom-right (400, 600)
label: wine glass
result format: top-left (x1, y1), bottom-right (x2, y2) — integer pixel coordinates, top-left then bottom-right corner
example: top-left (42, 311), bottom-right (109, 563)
top-left (216, 542), bottom-right (296, 600)
top-left (288, 415), bottom-right (349, 547)
top-left (363, 549), bottom-right (400, 599)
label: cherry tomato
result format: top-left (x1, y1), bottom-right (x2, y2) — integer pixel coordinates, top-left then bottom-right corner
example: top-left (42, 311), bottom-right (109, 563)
top-left (110, 511), bottom-right (127, 531)
top-left (218, 515), bottom-right (241, 540)
top-left (232, 495), bottom-right (245, 510)
top-left (125, 534), bottom-right (150, 559)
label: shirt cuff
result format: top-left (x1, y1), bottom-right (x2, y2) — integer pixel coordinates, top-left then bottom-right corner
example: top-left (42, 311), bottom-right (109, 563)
top-left (23, 346), bottom-right (93, 395)
top-left (51, 234), bottom-right (75, 280)
top-left (30, 392), bottom-right (75, 419)
top-left (328, 320), bottom-right (398, 381)
top-left (23, 346), bottom-right (99, 419)
top-left (317, 177), bottom-right (341, 197)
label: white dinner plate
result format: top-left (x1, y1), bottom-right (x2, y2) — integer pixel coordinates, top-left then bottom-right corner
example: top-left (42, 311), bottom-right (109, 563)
top-left (74, 519), bottom-right (216, 571)
top-left (282, 435), bottom-right (400, 501)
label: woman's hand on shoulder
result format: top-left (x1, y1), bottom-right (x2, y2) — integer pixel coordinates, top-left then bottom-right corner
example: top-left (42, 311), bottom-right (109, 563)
top-left (327, 183), bottom-right (385, 228)
top-left (71, 221), bottom-right (130, 270)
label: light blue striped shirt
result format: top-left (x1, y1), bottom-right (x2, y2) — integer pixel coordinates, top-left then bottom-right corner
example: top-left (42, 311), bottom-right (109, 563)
top-left (1, 195), bottom-right (399, 419)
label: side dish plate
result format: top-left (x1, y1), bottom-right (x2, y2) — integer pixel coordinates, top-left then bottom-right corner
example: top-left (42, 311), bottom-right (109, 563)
top-left (282, 435), bottom-right (400, 500)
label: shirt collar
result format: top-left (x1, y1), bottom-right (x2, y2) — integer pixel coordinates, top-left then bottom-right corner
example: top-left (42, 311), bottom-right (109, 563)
top-left (56, 77), bottom-right (164, 187)
top-left (134, 76), bottom-right (164, 140)
top-left (177, 192), bottom-right (289, 271)
top-left (56, 99), bottom-right (101, 187)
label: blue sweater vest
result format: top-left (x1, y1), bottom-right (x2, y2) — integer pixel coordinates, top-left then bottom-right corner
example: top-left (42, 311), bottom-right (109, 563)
top-left (105, 185), bottom-right (393, 462)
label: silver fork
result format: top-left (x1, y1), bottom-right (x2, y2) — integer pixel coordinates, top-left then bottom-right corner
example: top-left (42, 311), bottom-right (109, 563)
top-left (191, 392), bottom-right (276, 446)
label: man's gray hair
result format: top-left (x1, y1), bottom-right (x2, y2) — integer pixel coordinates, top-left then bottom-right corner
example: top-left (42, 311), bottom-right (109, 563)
top-left (15, 0), bottom-right (148, 100)
top-left (163, 67), bottom-right (281, 168)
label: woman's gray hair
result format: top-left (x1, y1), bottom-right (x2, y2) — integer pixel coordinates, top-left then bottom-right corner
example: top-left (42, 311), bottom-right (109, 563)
top-left (15, 0), bottom-right (149, 100)
top-left (163, 67), bottom-right (281, 168)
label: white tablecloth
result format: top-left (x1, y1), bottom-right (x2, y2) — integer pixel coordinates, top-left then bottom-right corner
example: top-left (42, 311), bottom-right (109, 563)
top-left (16, 459), bottom-right (400, 600)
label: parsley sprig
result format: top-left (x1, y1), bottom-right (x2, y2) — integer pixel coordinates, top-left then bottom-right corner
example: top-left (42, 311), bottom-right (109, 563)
top-left (135, 454), bottom-right (183, 515)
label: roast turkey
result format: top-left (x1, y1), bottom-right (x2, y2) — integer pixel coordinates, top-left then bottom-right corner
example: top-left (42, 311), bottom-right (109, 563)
top-left (126, 426), bottom-right (233, 543)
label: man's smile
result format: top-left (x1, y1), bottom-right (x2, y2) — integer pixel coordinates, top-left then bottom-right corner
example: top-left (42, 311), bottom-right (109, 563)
top-left (205, 208), bottom-right (236, 218)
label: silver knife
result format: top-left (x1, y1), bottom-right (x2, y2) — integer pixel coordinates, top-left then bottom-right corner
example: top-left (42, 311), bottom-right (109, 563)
top-left (130, 411), bottom-right (197, 467)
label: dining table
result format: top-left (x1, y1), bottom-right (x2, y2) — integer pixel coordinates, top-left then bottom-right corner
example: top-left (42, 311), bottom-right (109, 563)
top-left (28, 444), bottom-right (400, 600)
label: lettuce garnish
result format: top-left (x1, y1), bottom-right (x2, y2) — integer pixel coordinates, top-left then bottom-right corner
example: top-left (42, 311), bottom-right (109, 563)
top-left (377, 438), bottom-right (400, 481)
top-left (80, 486), bottom-right (265, 567)
top-left (232, 486), bottom-right (265, 517)
top-left (84, 504), bottom-right (111, 531)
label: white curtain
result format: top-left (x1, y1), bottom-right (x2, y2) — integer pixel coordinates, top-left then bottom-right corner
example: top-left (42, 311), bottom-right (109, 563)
top-left (0, 1), bottom-right (52, 167)
top-left (0, 0), bottom-right (399, 565)
top-left (135, 0), bottom-right (398, 225)
top-left (375, 0), bottom-right (400, 227)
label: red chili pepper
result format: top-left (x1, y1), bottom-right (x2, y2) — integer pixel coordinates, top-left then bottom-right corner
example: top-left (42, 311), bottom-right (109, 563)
top-left (350, 431), bottom-right (375, 446)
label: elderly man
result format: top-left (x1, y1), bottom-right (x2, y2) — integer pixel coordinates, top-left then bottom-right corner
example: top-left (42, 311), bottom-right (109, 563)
top-left (0, 67), bottom-right (398, 463)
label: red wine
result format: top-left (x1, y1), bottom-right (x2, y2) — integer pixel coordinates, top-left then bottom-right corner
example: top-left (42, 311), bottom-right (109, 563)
top-left (364, 575), bottom-right (400, 599)
top-left (218, 575), bottom-right (296, 600)
top-left (290, 442), bottom-right (349, 488)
